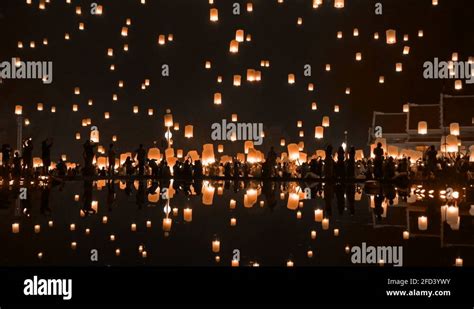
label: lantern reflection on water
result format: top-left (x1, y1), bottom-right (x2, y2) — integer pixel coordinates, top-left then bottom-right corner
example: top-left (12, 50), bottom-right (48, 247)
top-left (287, 193), bottom-right (299, 210)
top-left (418, 216), bottom-right (428, 231)
top-left (184, 208), bottom-right (192, 222)
top-left (202, 184), bottom-right (215, 206)
top-left (163, 218), bottom-right (172, 232)
top-left (314, 209), bottom-right (323, 222)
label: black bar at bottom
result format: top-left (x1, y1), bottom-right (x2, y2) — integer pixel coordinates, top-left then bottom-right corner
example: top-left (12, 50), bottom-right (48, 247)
top-left (0, 267), bottom-right (472, 306)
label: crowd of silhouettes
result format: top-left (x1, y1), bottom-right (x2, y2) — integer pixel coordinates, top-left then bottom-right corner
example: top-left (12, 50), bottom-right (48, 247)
top-left (0, 138), bottom-right (472, 183)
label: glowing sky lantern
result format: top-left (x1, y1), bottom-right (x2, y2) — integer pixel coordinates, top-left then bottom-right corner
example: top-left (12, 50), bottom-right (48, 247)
top-left (287, 144), bottom-right (300, 161)
top-left (288, 74), bottom-right (295, 84)
top-left (202, 144), bottom-right (215, 165)
top-left (322, 116), bottom-right (330, 127)
top-left (244, 141), bottom-right (254, 154)
top-left (158, 35), bottom-right (166, 45)
top-left (396, 63), bottom-right (403, 72)
top-left (229, 40), bottom-right (239, 53)
top-left (418, 121), bottom-right (428, 135)
top-left (233, 75), bottom-right (241, 86)
top-left (210, 8), bottom-right (218, 22)
top-left (121, 27), bottom-right (128, 37)
top-left (449, 123), bottom-right (460, 136)
top-left (454, 80), bottom-right (462, 90)
top-left (184, 125), bottom-right (194, 138)
top-left (148, 148), bottom-right (161, 161)
top-left (214, 93), bottom-right (222, 105)
top-left (386, 29), bottom-right (396, 44)
top-left (164, 113), bottom-right (173, 127)
top-left (315, 126), bottom-right (324, 139)
top-left (334, 0), bottom-right (344, 8)
top-left (15, 105), bottom-right (22, 115)
top-left (235, 29), bottom-right (244, 42)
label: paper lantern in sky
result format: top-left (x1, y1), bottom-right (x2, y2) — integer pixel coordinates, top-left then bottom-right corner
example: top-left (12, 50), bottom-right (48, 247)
top-left (288, 74), bottom-right (295, 84)
top-left (235, 30), bottom-right (244, 42)
top-left (244, 141), bottom-right (254, 154)
top-left (210, 8), bottom-right (218, 22)
top-left (334, 0), bottom-right (344, 8)
top-left (184, 125), bottom-right (194, 138)
top-left (90, 128), bottom-right (100, 143)
top-left (15, 105), bottom-right (22, 115)
top-left (386, 29), bottom-right (396, 44)
top-left (229, 40), bottom-right (239, 53)
top-left (315, 126), bottom-right (324, 139)
top-left (164, 113), bottom-right (173, 127)
top-left (322, 116), bottom-right (330, 127)
top-left (418, 121), bottom-right (428, 135)
top-left (202, 144), bottom-right (215, 165)
top-left (450, 123), bottom-right (460, 136)
top-left (396, 63), bottom-right (403, 72)
top-left (121, 27), bottom-right (128, 37)
top-left (214, 93), bottom-right (222, 105)
top-left (233, 75), bottom-right (241, 86)
top-left (287, 144), bottom-right (300, 161)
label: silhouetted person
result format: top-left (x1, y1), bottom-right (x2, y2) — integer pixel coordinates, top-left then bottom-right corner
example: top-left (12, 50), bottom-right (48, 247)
top-left (324, 145), bottom-right (334, 180)
top-left (56, 158), bottom-right (67, 177)
top-left (346, 146), bottom-right (356, 179)
top-left (123, 156), bottom-right (135, 175)
top-left (149, 159), bottom-right (159, 177)
top-left (107, 143), bottom-right (116, 175)
top-left (384, 157), bottom-right (396, 180)
top-left (335, 146), bottom-right (346, 180)
top-left (135, 144), bottom-right (147, 176)
top-left (373, 142), bottom-right (384, 180)
top-left (266, 147), bottom-right (277, 177)
top-left (224, 162), bottom-right (232, 178)
top-left (426, 145), bottom-right (437, 175)
top-left (194, 160), bottom-right (203, 178)
top-left (41, 138), bottom-right (53, 175)
top-left (1, 144), bottom-right (12, 168)
top-left (83, 140), bottom-right (96, 176)
top-left (183, 159), bottom-right (193, 178)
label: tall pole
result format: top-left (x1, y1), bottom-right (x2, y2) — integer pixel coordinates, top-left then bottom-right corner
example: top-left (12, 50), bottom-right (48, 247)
top-left (16, 115), bottom-right (23, 155)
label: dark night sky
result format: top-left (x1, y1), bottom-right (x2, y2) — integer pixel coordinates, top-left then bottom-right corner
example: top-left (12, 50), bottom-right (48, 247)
top-left (1, 0), bottom-right (473, 162)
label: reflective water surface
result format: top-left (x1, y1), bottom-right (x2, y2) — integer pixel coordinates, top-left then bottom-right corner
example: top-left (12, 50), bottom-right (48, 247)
top-left (1, 179), bottom-right (473, 267)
